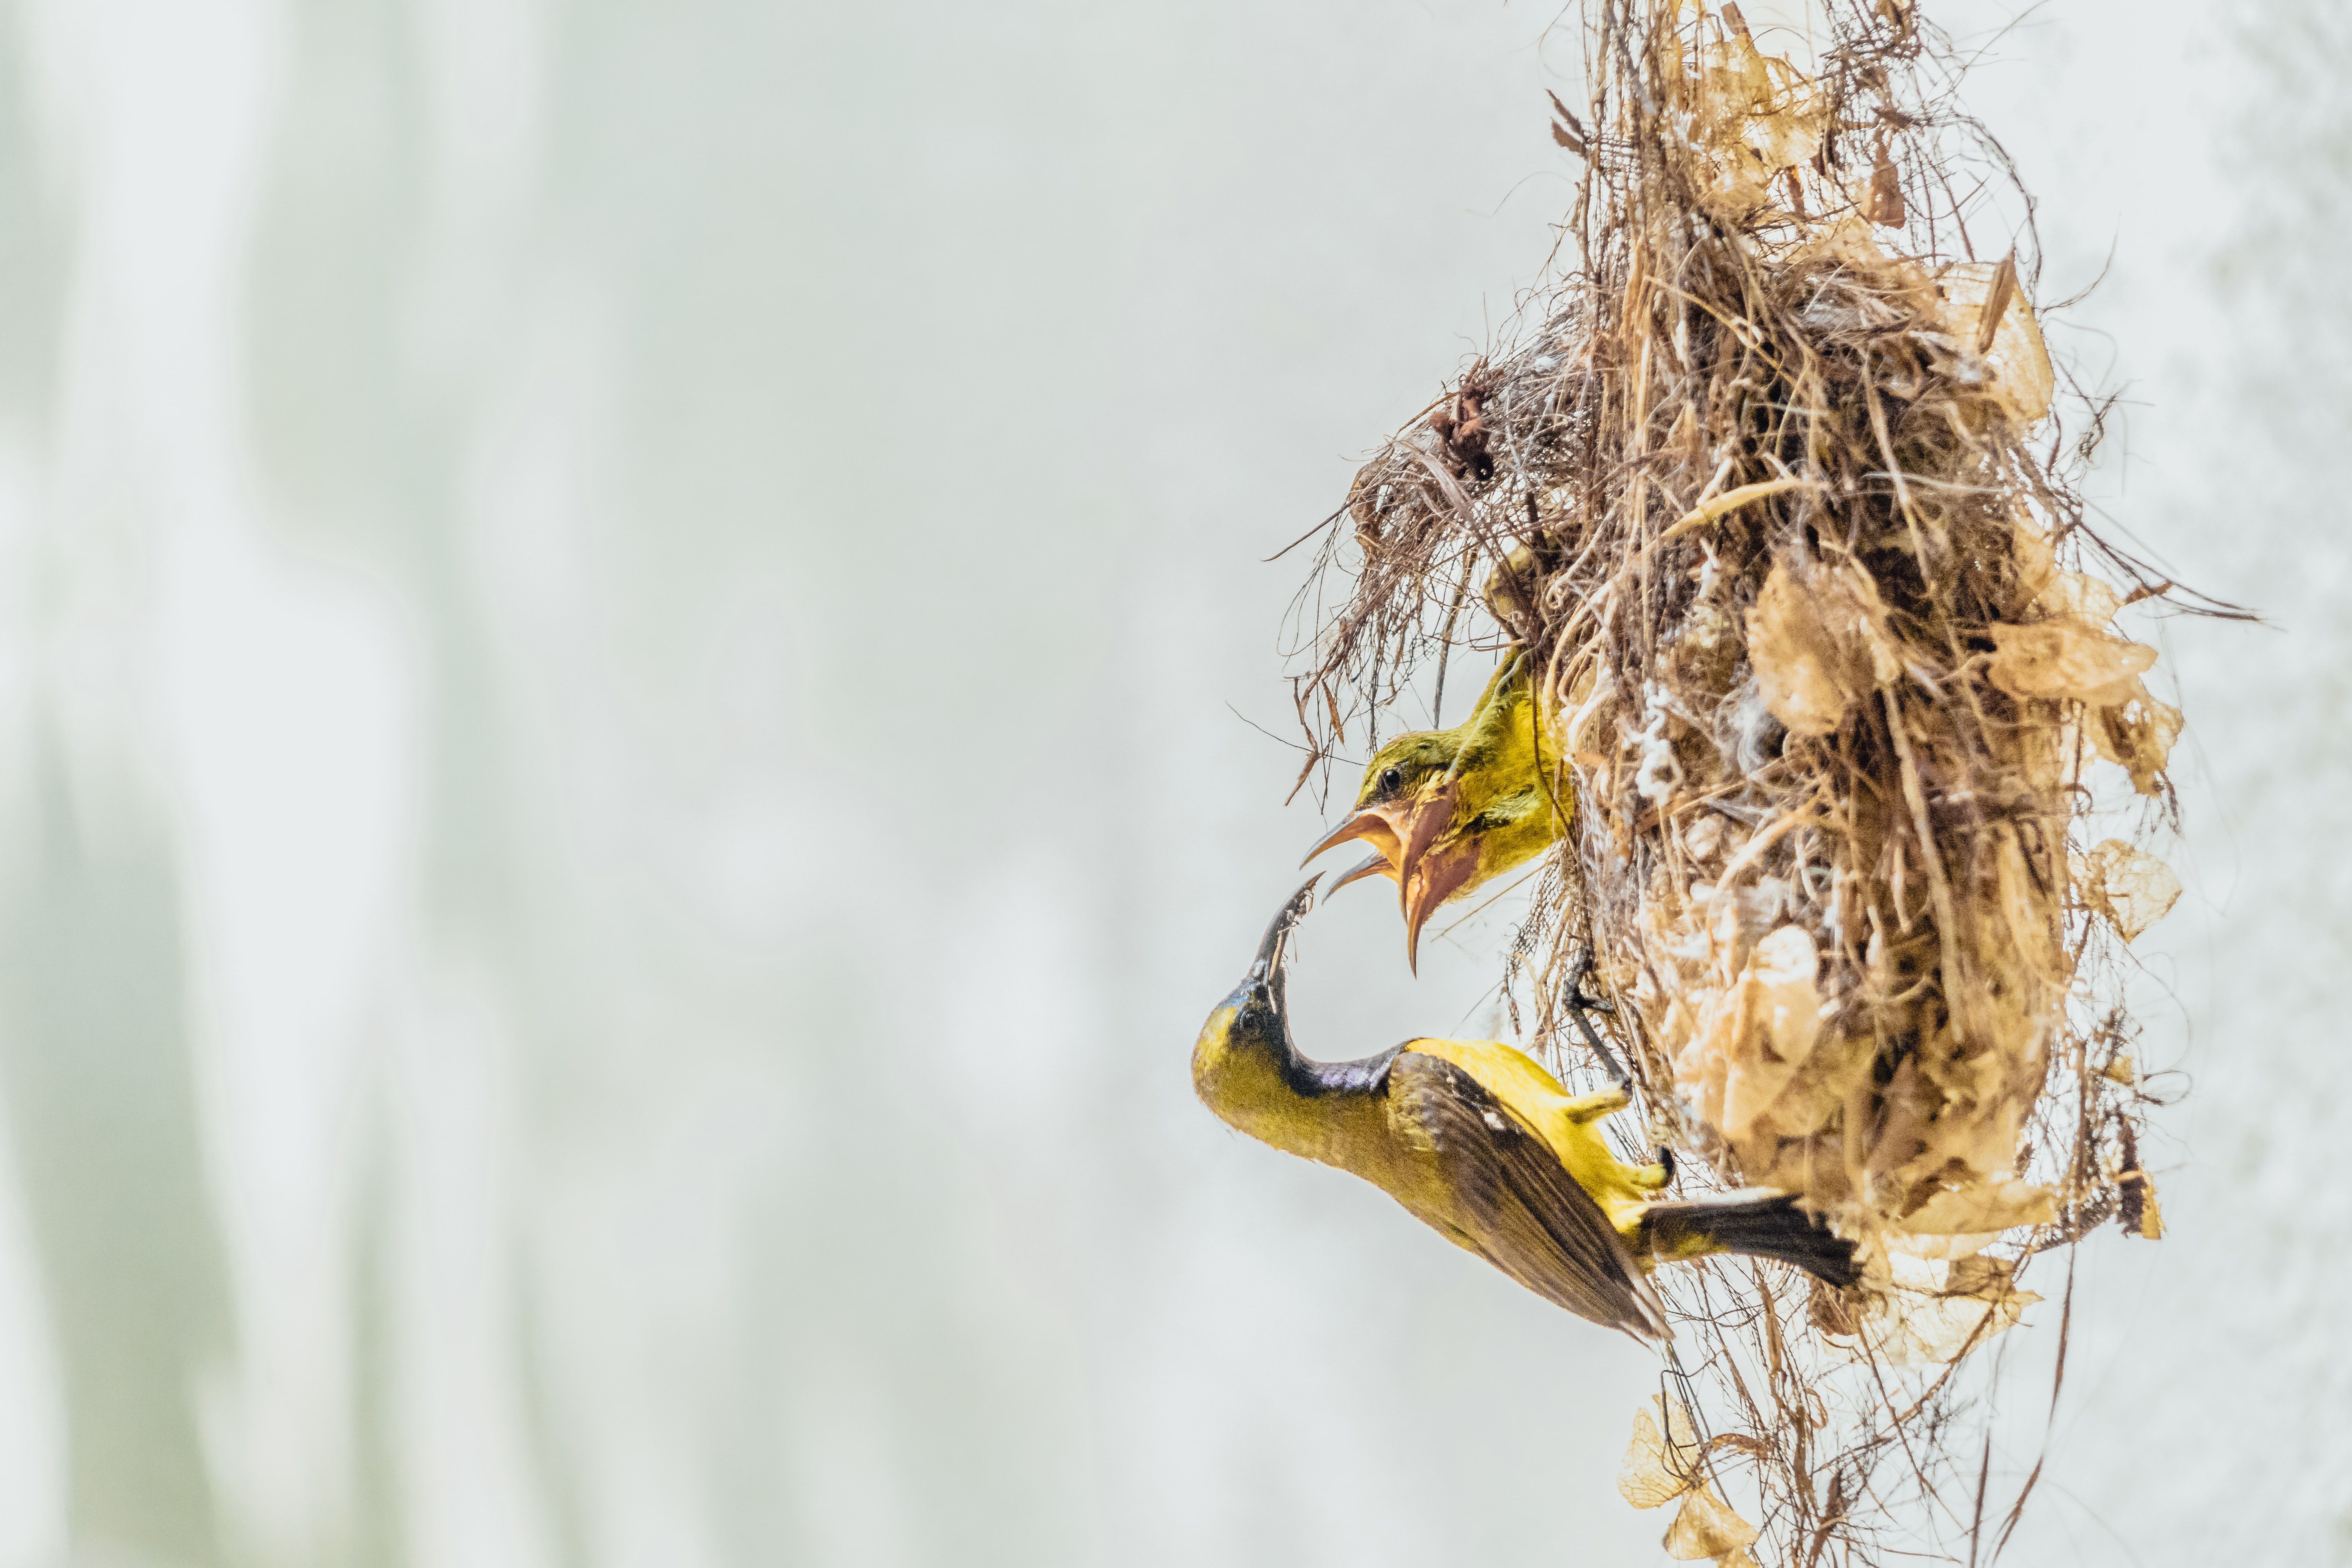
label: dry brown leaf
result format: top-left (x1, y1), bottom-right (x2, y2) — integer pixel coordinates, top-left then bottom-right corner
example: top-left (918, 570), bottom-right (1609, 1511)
top-left (1619, 1395), bottom-right (1702, 1509)
top-left (1902, 1178), bottom-right (2056, 1236)
top-left (2074, 839), bottom-right (2182, 942)
top-left (1890, 1175), bottom-right (2053, 1258)
top-left (1936, 260), bottom-right (2056, 427)
top-left (1721, 925), bottom-right (1824, 1136)
top-left (1825, 1254), bottom-right (2040, 1365)
top-left (2034, 566), bottom-right (2125, 628)
top-left (1663, 1483), bottom-right (1762, 1561)
top-left (2089, 681), bottom-right (2185, 795)
top-left (1747, 564), bottom-right (1897, 735)
top-left (1985, 622), bottom-right (2156, 705)
top-left (1687, 31), bottom-right (1827, 222)
top-left (1886, 1229), bottom-right (2002, 1261)
top-left (1748, 567), bottom-right (1848, 734)
top-left (1671, 919), bottom-right (1826, 1140)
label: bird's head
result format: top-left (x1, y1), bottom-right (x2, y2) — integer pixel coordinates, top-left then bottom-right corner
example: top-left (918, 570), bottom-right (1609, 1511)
top-left (1299, 726), bottom-right (1464, 900)
top-left (1301, 653), bottom-right (1564, 970)
top-left (1192, 874), bottom-right (1319, 1091)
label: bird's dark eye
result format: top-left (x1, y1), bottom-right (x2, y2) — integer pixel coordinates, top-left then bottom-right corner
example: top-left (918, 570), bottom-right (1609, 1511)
top-left (1379, 767), bottom-right (1404, 794)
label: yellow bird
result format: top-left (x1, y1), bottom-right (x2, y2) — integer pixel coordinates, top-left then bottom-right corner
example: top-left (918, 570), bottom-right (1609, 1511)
top-left (1193, 878), bottom-right (1856, 1339)
top-left (1304, 652), bottom-right (1568, 968)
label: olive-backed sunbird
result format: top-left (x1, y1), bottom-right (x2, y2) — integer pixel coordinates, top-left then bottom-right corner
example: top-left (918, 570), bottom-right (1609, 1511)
top-left (1193, 878), bottom-right (1858, 1339)
top-left (1304, 652), bottom-right (1568, 969)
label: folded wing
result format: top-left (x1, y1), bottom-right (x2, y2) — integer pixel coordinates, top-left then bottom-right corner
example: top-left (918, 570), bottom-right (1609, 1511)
top-left (1387, 1052), bottom-right (1670, 1341)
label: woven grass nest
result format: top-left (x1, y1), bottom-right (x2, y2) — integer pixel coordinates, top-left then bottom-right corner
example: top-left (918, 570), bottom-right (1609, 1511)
top-left (1288, 3), bottom-right (2233, 1560)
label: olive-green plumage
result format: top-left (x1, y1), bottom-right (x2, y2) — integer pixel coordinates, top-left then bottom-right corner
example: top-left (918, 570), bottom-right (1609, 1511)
top-left (1305, 653), bottom-right (1571, 966)
top-left (1194, 880), bottom-right (1857, 1338)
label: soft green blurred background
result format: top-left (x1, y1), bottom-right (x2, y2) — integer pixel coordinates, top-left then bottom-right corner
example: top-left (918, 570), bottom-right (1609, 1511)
top-left (0, 0), bottom-right (2339, 1563)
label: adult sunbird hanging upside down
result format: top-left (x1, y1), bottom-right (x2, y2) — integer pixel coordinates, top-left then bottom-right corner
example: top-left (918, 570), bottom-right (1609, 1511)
top-left (1193, 878), bottom-right (1857, 1339)
top-left (1303, 652), bottom-right (1568, 969)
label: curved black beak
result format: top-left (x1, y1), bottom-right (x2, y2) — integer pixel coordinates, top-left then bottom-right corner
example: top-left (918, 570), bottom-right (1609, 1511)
top-left (1201, 873), bottom-right (1323, 1062)
top-left (1248, 873), bottom-right (1323, 994)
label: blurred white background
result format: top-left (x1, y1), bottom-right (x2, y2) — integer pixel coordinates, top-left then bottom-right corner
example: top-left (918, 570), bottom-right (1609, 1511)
top-left (0, 0), bottom-right (2339, 1564)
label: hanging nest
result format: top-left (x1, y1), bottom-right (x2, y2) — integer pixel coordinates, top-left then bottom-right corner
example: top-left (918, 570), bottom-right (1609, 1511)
top-left (1287, 2), bottom-right (2240, 1562)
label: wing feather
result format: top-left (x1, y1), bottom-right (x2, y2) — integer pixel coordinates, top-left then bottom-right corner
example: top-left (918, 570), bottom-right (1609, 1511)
top-left (1387, 1051), bottom-right (1668, 1340)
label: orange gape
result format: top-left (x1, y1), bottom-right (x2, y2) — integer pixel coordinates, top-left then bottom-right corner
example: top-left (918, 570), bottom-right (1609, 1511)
top-left (1300, 652), bottom-right (1568, 970)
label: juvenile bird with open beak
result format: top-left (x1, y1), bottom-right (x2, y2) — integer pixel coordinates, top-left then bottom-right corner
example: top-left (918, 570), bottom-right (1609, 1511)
top-left (1304, 652), bottom-right (1569, 969)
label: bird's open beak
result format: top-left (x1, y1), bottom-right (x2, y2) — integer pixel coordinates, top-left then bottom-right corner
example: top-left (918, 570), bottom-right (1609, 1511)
top-left (1400, 819), bottom-right (1478, 975)
top-left (1323, 851), bottom-right (1392, 895)
top-left (1389, 782), bottom-right (1457, 895)
top-left (1301, 807), bottom-right (1406, 873)
top-left (1306, 782), bottom-right (1461, 884)
top-left (1305, 788), bottom-right (1468, 973)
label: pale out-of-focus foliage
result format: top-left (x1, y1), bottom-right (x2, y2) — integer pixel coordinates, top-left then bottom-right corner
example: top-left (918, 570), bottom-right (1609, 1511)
top-left (0, 2), bottom-right (1650, 1566)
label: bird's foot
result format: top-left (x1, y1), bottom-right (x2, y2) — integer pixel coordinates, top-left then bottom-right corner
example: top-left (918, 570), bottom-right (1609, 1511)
top-left (1563, 946), bottom-right (1634, 1094)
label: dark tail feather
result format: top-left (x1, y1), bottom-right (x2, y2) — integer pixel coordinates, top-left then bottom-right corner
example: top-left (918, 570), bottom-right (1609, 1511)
top-left (1643, 1192), bottom-right (1858, 1287)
